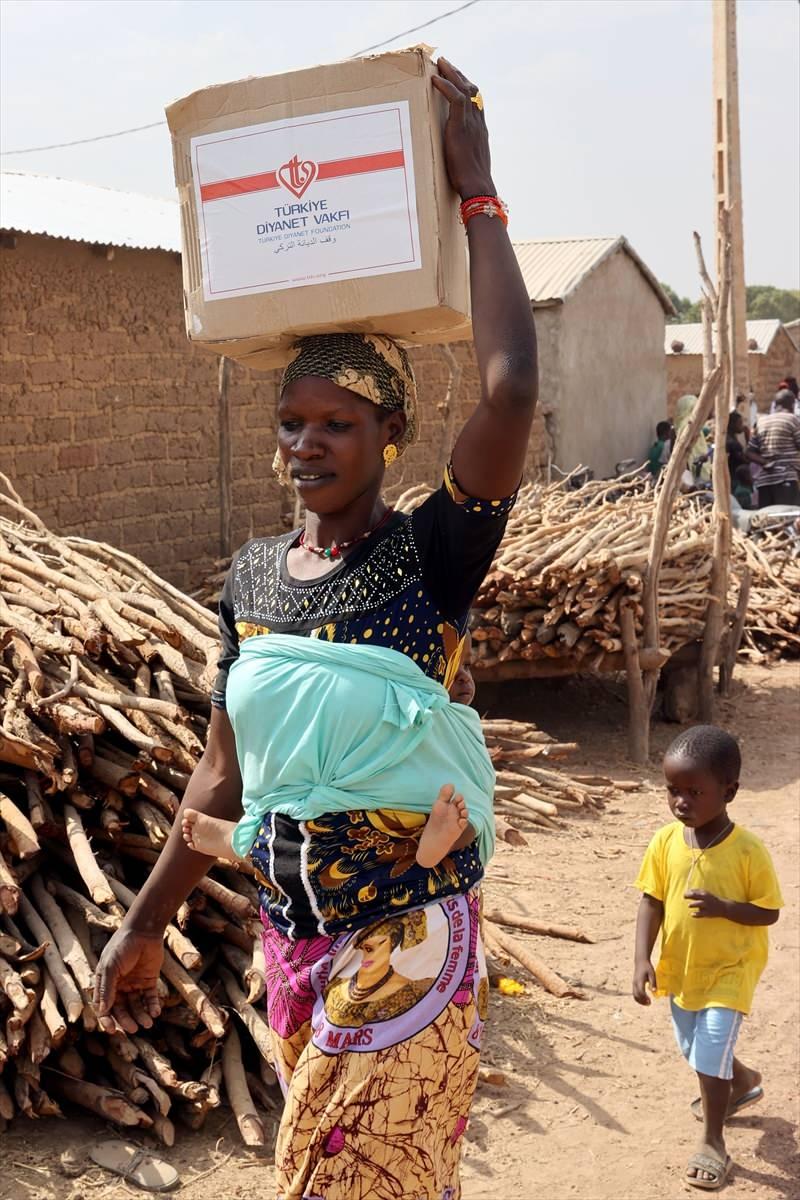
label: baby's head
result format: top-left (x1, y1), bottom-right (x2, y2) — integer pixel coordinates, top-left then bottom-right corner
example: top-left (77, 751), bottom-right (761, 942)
top-left (448, 632), bottom-right (475, 707)
top-left (663, 725), bottom-right (741, 830)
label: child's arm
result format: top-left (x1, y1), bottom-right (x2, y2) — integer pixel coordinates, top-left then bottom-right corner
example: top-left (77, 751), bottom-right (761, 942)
top-left (684, 891), bottom-right (780, 925)
top-left (632, 893), bottom-right (663, 1005)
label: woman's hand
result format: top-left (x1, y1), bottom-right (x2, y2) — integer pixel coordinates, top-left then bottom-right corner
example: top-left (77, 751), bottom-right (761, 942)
top-left (93, 926), bottom-right (165, 1034)
top-left (432, 57), bottom-right (495, 200)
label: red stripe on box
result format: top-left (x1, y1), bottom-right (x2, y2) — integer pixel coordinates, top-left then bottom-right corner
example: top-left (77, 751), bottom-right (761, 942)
top-left (199, 149), bottom-right (405, 203)
top-left (201, 170), bottom-right (278, 202)
top-left (315, 149), bottom-right (404, 181)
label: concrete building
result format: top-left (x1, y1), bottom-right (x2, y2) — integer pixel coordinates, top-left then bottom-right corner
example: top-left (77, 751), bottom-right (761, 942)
top-left (2, 173), bottom-right (668, 590)
top-left (512, 236), bottom-right (673, 478)
top-left (665, 319), bottom-right (800, 414)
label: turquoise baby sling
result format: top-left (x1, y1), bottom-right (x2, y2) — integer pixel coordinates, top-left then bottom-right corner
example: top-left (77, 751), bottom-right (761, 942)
top-left (225, 634), bottom-right (496, 866)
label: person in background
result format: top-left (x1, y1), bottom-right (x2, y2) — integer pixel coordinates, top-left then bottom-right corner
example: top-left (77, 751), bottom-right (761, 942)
top-left (675, 395), bottom-right (712, 486)
top-left (647, 420), bottom-right (674, 479)
top-left (776, 376), bottom-right (799, 416)
top-left (733, 397), bottom-right (751, 444)
top-left (732, 464), bottom-right (754, 510)
top-left (725, 411), bottom-right (748, 479)
top-left (747, 390), bottom-right (800, 507)
top-left (745, 390), bottom-right (759, 433)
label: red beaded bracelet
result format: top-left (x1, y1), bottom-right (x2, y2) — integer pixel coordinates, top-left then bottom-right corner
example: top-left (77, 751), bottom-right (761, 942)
top-left (459, 195), bottom-right (509, 228)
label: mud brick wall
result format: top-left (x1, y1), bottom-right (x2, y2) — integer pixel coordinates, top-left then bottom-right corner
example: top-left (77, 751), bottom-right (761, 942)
top-left (1, 233), bottom-right (548, 592)
top-left (0, 234), bottom-right (284, 592)
top-left (666, 333), bottom-right (800, 419)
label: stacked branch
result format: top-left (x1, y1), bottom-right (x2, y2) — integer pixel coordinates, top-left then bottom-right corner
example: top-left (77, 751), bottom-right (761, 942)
top-left (481, 716), bottom-right (638, 847)
top-left (0, 480), bottom-right (272, 1143)
top-left (733, 520), bottom-right (800, 660)
top-left (398, 479), bottom-right (719, 676)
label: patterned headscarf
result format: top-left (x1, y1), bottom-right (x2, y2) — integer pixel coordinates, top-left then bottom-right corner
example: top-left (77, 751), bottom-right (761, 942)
top-left (280, 333), bottom-right (418, 455)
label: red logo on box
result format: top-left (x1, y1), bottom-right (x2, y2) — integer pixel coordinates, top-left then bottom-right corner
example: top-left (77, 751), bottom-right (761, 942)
top-left (277, 155), bottom-right (318, 199)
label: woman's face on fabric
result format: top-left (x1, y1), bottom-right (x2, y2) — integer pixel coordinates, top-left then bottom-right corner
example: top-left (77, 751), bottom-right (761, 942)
top-left (277, 377), bottom-right (406, 514)
top-left (357, 932), bottom-right (394, 977)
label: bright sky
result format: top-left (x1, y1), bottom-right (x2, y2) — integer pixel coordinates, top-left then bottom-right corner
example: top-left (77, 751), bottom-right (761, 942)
top-left (1, 0), bottom-right (797, 297)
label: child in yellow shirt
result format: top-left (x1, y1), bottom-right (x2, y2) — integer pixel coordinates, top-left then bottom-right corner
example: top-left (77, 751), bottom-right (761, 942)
top-left (632, 725), bottom-right (782, 1192)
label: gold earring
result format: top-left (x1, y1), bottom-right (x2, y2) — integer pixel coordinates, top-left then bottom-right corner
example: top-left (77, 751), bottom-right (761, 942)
top-left (273, 448), bottom-right (291, 488)
top-left (383, 444), bottom-right (398, 468)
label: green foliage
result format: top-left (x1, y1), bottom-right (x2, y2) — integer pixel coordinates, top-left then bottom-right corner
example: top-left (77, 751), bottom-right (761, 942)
top-left (661, 283), bottom-right (702, 324)
top-left (745, 286), bottom-right (800, 323)
top-left (662, 282), bottom-right (800, 326)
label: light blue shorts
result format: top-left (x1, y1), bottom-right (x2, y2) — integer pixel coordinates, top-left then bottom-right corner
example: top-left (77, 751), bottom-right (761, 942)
top-left (670, 999), bottom-right (743, 1080)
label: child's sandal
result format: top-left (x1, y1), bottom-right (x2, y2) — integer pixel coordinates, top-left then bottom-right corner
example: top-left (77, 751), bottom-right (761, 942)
top-left (690, 1084), bottom-right (763, 1123)
top-left (685, 1151), bottom-right (731, 1191)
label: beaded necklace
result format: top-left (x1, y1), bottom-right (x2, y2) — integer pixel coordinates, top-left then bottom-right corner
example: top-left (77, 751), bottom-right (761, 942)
top-left (299, 507), bottom-right (393, 560)
top-left (348, 966), bottom-right (395, 1001)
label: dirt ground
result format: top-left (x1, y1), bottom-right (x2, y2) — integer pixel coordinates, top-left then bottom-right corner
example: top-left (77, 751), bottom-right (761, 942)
top-left (2, 661), bottom-right (798, 1200)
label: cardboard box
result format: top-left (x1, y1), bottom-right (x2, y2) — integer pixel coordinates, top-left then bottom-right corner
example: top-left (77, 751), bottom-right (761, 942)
top-left (166, 46), bottom-right (471, 370)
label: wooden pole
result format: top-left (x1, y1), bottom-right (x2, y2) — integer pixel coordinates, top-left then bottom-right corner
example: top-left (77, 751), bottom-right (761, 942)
top-left (699, 213), bottom-right (733, 721)
top-left (719, 567), bottom-right (750, 695)
top-left (620, 601), bottom-right (648, 763)
top-left (713, 0), bottom-right (748, 405)
top-left (218, 356), bottom-right (233, 558)
top-left (627, 357), bottom-right (723, 762)
top-left (693, 231), bottom-right (718, 378)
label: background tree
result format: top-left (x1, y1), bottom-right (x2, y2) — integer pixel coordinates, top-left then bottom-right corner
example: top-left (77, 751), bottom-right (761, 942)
top-left (663, 283), bottom-right (800, 325)
top-left (745, 286), bottom-right (800, 323)
top-left (662, 283), bottom-right (702, 324)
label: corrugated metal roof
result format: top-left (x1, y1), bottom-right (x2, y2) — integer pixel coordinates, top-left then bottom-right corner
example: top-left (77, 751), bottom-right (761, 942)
top-left (512, 236), bottom-right (675, 314)
top-left (665, 318), bottom-right (784, 355)
top-left (0, 171), bottom-right (180, 253)
top-left (0, 174), bottom-right (674, 317)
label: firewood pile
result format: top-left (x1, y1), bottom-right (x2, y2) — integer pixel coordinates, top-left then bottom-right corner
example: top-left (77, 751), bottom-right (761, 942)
top-left (191, 560), bottom-right (230, 612)
top-left (480, 717), bottom-right (637, 849)
top-left (398, 480), bottom-right (800, 669)
top-left (394, 479), bottom-right (716, 674)
top-left (0, 481), bottom-right (276, 1145)
top-left (734, 520), bottom-right (800, 660)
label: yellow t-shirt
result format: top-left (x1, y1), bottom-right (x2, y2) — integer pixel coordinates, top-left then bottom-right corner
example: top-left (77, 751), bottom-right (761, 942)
top-left (634, 822), bottom-right (783, 1015)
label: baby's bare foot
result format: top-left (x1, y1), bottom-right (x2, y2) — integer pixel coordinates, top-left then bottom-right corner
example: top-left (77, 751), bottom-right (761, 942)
top-left (181, 809), bottom-right (242, 861)
top-left (416, 784), bottom-right (470, 868)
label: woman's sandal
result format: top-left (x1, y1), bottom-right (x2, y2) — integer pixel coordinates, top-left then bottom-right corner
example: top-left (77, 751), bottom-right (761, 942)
top-left (685, 1152), bottom-right (732, 1191)
top-left (690, 1084), bottom-right (764, 1123)
top-left (89, 1140), bottom-right (179, 1193)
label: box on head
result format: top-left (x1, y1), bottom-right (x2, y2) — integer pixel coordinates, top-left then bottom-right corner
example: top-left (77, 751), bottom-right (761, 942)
top-left (166, 46), bottom-right (471, 371)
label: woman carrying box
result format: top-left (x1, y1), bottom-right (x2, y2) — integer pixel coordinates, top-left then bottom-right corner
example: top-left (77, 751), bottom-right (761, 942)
top-left (95, 57), bottom-right (537, 1200)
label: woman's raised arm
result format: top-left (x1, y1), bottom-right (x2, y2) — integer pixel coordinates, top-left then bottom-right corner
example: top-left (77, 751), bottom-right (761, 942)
top-left (433, 58), bottom-right (538, 499)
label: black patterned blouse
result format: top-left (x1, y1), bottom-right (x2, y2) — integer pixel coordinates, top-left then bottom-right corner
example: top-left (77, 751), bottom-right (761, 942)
top-left (212, 465), bottom-right (516, 708)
